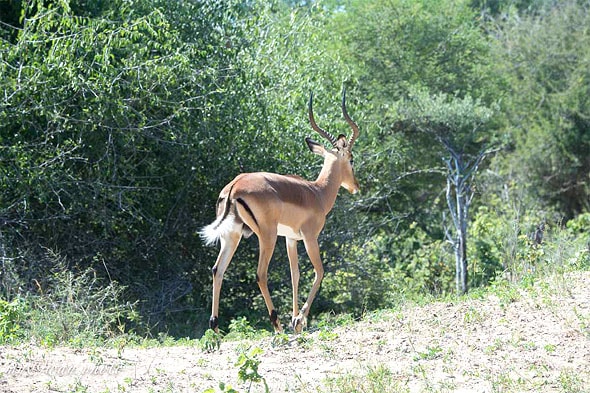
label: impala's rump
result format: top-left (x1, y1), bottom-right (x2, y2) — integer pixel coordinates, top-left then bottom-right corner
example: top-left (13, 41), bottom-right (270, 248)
top-left (199, 184), bottom-right (258, 246)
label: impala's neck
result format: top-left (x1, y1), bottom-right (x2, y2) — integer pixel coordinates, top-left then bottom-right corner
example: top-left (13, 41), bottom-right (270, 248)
top-left (314, 156), bottom-right (343, 214)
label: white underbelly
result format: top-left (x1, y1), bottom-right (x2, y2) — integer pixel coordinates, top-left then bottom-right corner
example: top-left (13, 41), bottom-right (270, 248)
top-left (277, 223), bottom-right (303, 240)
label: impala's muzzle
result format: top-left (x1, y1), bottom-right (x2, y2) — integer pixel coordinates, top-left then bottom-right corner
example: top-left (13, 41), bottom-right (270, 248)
top-left (345, 180), bottom-right (360, 194)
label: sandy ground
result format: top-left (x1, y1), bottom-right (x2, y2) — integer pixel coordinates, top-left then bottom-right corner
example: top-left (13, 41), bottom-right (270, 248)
top-left (1, 271), bottom-right (589, 392)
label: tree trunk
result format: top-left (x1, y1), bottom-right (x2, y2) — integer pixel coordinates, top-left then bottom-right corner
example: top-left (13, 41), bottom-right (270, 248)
top-left (444, 148), bottom-right (482, 295)
top-left (458, 213), bottom-right (468, 294)
top-left (452, 185), bottom-right (469, 294)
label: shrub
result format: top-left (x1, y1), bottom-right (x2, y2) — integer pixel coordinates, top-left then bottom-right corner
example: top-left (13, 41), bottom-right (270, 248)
top-left (25, 253), bottom-right (139, 346)
top-left (321, 224), bottom-right (454, 316)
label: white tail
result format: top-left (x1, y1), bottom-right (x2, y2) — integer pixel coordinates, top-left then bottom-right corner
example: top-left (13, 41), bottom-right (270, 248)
top-left (199, 214), bottom-right (237, 246)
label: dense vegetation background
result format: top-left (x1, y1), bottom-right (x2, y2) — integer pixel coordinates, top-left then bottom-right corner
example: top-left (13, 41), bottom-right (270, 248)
top-left (0, 0), bottom-right (588, 341)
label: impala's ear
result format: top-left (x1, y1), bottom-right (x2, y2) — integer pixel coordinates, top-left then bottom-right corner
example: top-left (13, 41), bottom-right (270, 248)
top-left (335, 134), bottom-right (348, 150)
top-left (305, 137), bottom-right (326, 156)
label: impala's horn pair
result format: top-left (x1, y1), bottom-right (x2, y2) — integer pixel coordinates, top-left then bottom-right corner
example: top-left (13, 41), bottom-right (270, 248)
top-left (308, 90), bottom-right (359, 150)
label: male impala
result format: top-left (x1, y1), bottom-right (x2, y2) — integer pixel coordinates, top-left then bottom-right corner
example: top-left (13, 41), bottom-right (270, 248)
top-left (201, 91), bottom-right (360, 333)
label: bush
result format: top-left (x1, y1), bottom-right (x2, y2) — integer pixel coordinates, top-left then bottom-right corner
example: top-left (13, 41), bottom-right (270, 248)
top-left (24, 253), bottom-right (140, 346)
top-left (320, 223), bottom-right (454, 316)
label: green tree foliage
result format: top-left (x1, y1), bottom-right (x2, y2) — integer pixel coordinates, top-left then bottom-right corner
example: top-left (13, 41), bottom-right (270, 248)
top-left (0, 0), bottom-right (276, 335)
top-left (329, 0), bottom-right (498, 231)
top-left (0, 297), bottom-right (25, 343)
top-left (471, 0), bottom-right (562, 16)
top-left (494, 1), bottom-right (590, 218)
top-left (335, 0), bottom-right (495, 101)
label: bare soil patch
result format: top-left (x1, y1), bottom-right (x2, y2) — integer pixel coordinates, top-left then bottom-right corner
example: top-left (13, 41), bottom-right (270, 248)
top-left (1, 271), bottom-right (589, 392)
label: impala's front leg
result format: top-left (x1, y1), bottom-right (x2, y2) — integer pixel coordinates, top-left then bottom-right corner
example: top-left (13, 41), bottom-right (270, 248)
top-left (286, 238), bottom-right (302, 332)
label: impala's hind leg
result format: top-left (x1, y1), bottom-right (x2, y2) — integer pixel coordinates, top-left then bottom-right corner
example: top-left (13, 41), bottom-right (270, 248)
top-left (286, 238), bottom-right (302, 332)
top-left (210, 231), bottom-right (241, 332)
top-left (256, 232), bottom-right (282, 332)
top-left (292, 236), bottom-right (324, 331)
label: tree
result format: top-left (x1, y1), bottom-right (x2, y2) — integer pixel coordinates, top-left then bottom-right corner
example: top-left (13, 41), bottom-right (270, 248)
top-left (326, 0), bottom-right (500, 297)
top-left (395, 89), bottom-right (497, 294)
top-left (493, 1), bottom-right (590, 218)
top-left (330, 0), bottom-right (498, 233)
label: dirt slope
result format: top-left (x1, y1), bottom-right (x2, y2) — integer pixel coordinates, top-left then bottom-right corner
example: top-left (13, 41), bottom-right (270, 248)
top-left (1, 271), bottom-right (589, 392)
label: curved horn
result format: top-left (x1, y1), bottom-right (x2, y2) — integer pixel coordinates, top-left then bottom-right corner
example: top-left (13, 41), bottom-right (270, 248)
top-left (342, 89), bottom-right (359, 150)
top-left (309, 92), bottom-right (338, 147)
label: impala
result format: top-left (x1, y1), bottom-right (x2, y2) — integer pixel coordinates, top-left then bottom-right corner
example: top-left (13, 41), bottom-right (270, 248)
top-left (200, 91), bottom-right (360, 333)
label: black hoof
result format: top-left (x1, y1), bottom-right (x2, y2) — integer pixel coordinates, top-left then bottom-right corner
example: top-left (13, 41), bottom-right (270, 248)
top-left (209, 316), bottom-right (219, 331)
top-left (270, 309), bottom-right (281, 331)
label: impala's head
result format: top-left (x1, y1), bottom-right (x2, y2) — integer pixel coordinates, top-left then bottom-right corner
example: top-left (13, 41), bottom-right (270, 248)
top-left (306, 90), bottom-right (360, 194)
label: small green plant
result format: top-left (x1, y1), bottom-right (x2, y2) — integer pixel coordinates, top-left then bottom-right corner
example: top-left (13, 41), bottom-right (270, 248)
top-left (485, 338), bottom-right (504, 354)
top-left (0, 298), bottom-right (25, 343)
top-left (88, 348), bottom-right (105, 366)
top-left (414, 345), bottom-right (443, 361)
top-left (463, 306), bottom-right (485, 324)
top-left (318, 329), bottom-right (339, 341)
top-left (203, 382), bottom-right (240, 393)
top-left (123, 377), bottom-right (134, 387)
top-left (199, 329), bottom-right (221, 352)
top-left (490, 276), bottom-right (521, 306)
top-left (295, 331), bottom-right (314, 349)
top-left (573, 306), bottom-right (590, 338)
top-left (206, 346), bottom-right (269, 393)
top-left (69, 379), bottom-right (90, 393)
top-left (271, 332), bottom-right (289, 347)
top-left (235, 347), bottom-right (269, 393)
top-left (226, 317), bottom-right (257, 340)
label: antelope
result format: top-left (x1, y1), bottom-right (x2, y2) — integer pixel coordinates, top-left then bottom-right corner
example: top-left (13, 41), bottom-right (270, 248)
top-left (200, 91), bottom-right (360, 333)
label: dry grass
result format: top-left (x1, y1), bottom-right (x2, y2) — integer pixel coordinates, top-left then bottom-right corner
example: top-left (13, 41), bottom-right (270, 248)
top-left (1, 270), bottom-right (589, 392)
